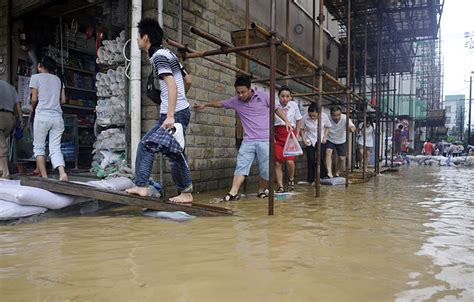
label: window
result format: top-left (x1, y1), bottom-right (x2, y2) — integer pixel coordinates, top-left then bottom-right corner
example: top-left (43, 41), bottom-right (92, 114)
top-left (445, 106), bottom-right (451, 113)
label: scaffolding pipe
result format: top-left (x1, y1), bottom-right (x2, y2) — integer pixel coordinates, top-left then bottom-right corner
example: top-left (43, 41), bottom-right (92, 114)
top-left (316, 0), bottom-right (325, 197)
top-left (166, 39), bottom-right (252, 77)
top-left (362, 2), bottom-right (368, 180)
top-left (267, 0), bottom-right (277, 215)
top-left (185, 42), bottom-right (272, 59)
top-left (130, 0), bottom-right (142, 169)
top-left (345, 0), bottom-right (351, 187)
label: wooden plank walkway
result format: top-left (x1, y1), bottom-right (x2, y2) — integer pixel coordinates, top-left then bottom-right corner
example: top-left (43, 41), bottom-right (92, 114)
top-left (20, 177), bottom-right (233, 217)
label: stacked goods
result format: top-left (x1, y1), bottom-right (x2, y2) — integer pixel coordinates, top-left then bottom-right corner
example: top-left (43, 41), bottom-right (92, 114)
top-left (96, 31), bottom-right (126, 65)
top-left (92, 30), bottom-right (128, 177)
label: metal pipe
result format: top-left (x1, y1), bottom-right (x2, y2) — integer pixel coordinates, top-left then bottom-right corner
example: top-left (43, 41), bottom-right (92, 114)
top-left (268, 0), bottom-right (277, 215)
top-left (469, 74), bottom-right (473, 145)
top-left (176, 0), bottom-right (182, 42)
top-left (166, 39), bottom-right (252, 77)
top-left (375, 1), bottom-right (382, 174)
top-left (253, 73), bottom-right (317, 83)
top-left (185, 42), bottom-right (271, 59)
top-left (345, 0), bottom-right (351, 188)
top-left (362, 1), bottom-right (368, 180)
top-left (251, 22), bottom-right (347, 90)
top-left (130, 0), bottom-right (142, 169)
top-left (316, 0), bottom-right (325, 197)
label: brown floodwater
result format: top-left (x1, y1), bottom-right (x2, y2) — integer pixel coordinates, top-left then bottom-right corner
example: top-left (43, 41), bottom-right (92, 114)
top-left (1, 166), bottom-right (473, 301)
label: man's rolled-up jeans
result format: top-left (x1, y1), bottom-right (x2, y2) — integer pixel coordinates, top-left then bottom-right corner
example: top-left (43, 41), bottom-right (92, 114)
top-left (134, 107), bottom-right (192, 193)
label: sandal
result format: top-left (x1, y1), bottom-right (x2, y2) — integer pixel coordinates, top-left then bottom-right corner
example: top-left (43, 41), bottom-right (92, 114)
top-left (27, 170), bottom-right (41, 176)
top-left (287, 180), bottom-right (295, 192)
top-left (257, 191), bottom-right (268, 198)
top-left (276, 186), bottom-right (285, 193)
top-left (223, 193), bottom-right (240, 202)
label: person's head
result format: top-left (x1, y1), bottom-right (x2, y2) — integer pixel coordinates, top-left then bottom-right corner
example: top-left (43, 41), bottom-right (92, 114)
top-left (137, 18), bottom-right (164, 51)
top-left (278, 85), bottom-right (292, 106)
top-left (330, 105), bottom-right (342, 123)
top-left (366, 117), bottom-right (373, 127)
top-left (234, 75), bottom-right (253, 102)
top-left (426, 138), bottom-right (431, 143)
top-left (38, 56), bottom-right (57, 74)
top-left (307, 104), bottom-right (319, 120)
top-left (398, 124), bottom-right (403, 130)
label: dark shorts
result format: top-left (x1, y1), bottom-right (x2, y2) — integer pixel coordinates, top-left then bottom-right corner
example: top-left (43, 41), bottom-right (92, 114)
top-left (326, 140), bottom-right (346, 157)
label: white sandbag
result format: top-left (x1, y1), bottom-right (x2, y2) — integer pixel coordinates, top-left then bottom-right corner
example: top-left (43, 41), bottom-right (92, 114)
top-left (0, 185), bottom-right (76, 210)
top-left (143, 210), bottom-right (195, 221)
top-left (0, 179), bottom-right (21, 186)
top-left (320, 177), bottom-right (346, 186)
top-left (0, 199), bottom-right (47, 220)
top-left (85, 177), bottom-right (134, 191)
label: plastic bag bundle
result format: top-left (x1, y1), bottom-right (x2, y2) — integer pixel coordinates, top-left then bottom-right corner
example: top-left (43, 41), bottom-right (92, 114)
top-left (283, 131), bottom-right (303, 157)
top-left (93, 128), bottom-right (126, 152)
top-left (96, 96), bottom-right (126, 127)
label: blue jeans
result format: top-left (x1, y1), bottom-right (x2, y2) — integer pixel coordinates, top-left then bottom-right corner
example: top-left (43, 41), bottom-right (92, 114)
top-left (134, 107), bottom-right (192, 193)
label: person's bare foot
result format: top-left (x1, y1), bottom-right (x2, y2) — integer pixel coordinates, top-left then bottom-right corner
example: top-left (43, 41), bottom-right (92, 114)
top-left (126, 186), bottom-right (149, 197)
top-left (59, 173), bottom-right (69, 181)
top-left (169, 192), bottom-right (193, 204)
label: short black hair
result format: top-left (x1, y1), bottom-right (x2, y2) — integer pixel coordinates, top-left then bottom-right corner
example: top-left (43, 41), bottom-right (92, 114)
top-left (138, 18), bottom-right (164, 45)
top-left (235, 75), bottom-right (251, 88)
top-left (398, 124), bottom-right (403, 129)
top-left (278, 85), bottom-right (291, 96)
top-left (330, 105), bottom-right (341, 114)
top-left (308, 104), bottom-right (319, 113)
top-left (40, 56), bottom-right (57, 73)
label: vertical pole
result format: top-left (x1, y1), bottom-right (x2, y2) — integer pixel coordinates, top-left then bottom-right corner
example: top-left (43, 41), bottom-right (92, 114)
top-left (345, 0), bottom-right (351, 187)
top-left (316, 0), bottom-right (325, 197)
top-left (391, 73), bottom-right (396, 167)
top-left (468, 74), bottom-right (472, 145)
top-left (362, 2), bottom-right (368, 179)
top-left (245, 0), bottom-right (250, 72)
top-left (285, 0), bottom-right (290, 86)
top-left (268, 0), bottom-right (277, 215)
top-left (177, 0), bottom-right (183, 43)
top-left (375, 0), bottom-right (382, 174)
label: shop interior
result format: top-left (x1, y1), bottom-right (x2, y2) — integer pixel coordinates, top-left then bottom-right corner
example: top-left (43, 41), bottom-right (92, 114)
top-left (11, 0), bottom-right (128, 174)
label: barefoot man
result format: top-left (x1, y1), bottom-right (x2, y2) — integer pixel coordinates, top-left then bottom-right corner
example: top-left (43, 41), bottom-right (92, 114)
top-left (127, 18), bottom-right (193, 204)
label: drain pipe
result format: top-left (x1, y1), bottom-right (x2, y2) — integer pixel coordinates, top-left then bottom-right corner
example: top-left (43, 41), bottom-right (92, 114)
top-left (130, 0), bottom-right (142, 169)
top-left (158, 0), bottom-right (163, 27)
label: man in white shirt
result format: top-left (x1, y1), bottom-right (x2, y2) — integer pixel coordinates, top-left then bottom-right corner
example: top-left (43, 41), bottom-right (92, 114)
top-left (300, 104), bottom-right (331, 184)
top-left (326, 106), bottom-right (356, 178)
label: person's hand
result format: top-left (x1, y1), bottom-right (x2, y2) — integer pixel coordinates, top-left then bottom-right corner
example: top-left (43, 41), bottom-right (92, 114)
top-left (285, 121), bottom-right (292, 132)
top-left (193, 103), bottom-right (206, 110)
top-left (19, 118), bottom-right (24, 129)
top-left (28, 105), bottom-right (33, 114)
top-left (304, 138), bottom-right (311, 146)
top-left (322, 137), bottom-right (327, 144)
top-left (162, 116), bottom-right (175, 129)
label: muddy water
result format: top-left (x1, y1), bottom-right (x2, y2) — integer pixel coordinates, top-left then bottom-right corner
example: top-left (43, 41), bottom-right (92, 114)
top-left (0, 167), bottom-right (473, 301)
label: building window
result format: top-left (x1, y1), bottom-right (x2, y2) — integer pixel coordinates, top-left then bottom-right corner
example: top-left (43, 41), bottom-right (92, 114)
top-left (445, 106), bottom-right (451, 113)
top-left (446, 117), bottom-right (451, 124)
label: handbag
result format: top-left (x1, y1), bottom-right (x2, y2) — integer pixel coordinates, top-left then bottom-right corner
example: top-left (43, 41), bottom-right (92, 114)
top-left (146, 72), bottom-right (161, 105)
top-left (283, 130), bottom-right (303, 157)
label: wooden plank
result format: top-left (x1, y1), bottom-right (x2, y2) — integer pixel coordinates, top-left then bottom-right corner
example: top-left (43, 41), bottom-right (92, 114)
top-left (20, 177), bottom-right (233, 217)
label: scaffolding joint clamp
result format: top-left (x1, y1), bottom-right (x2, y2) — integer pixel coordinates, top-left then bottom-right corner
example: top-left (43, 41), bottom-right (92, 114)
top-left (315, 67), bottom-right (326, 77)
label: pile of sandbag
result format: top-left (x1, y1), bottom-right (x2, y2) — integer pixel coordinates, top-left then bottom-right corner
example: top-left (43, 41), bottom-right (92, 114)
top-left (0, 180), bottom-right (77, 220)
top-left (408, 155), bottom-right (474, 167)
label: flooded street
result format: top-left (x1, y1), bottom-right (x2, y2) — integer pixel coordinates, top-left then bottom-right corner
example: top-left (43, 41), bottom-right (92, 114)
top-left (1, 166), bottom-right (473, 301)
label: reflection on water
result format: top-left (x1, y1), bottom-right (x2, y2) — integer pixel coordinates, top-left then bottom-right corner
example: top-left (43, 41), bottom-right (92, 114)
top-left (0, 167), bottom-right (473, 301)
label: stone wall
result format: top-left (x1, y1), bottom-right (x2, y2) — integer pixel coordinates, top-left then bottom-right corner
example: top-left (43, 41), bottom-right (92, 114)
top-left (0, 0), bottom-right (9, 81)
top-left (142, 0), bottom-right (308, 194)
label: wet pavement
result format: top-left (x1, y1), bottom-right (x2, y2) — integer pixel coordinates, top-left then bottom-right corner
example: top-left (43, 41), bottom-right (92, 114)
top-left (0, 166), bottom-right (473, 301)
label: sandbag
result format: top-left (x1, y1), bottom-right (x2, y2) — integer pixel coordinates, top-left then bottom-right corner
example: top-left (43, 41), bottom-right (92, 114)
top-left (0, 185), bottom-right (76, 210)
top-left (0, 199), bottom-right (47, 220)
top-left (84, 177), bottom-right (134, 191)
top-left (320, 177), bottom-right (346, 186)
top-left (143, 210), bottom-right (195, 221)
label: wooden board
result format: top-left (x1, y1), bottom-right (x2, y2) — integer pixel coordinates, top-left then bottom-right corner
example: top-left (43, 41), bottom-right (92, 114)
top-left (19, 177), bottom-right (233, 217)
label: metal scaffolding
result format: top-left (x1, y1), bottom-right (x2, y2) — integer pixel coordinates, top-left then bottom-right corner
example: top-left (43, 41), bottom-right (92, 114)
top-left (166, 0), bottom-right (443, 215)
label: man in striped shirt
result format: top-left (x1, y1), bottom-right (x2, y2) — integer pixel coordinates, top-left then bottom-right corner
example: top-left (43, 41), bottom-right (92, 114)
top-left (127, 18), bottom-right (193, 204)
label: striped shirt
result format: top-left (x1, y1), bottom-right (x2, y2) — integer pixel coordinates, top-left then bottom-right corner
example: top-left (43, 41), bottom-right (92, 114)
top-left (150, 47), bottom-right (189, 114)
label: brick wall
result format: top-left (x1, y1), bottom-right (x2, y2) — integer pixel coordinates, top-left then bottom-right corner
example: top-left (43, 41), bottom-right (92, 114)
top-left (142, 0), bottom-right (308, 194)
top-left (0, 0), bottom-right (9, 81)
